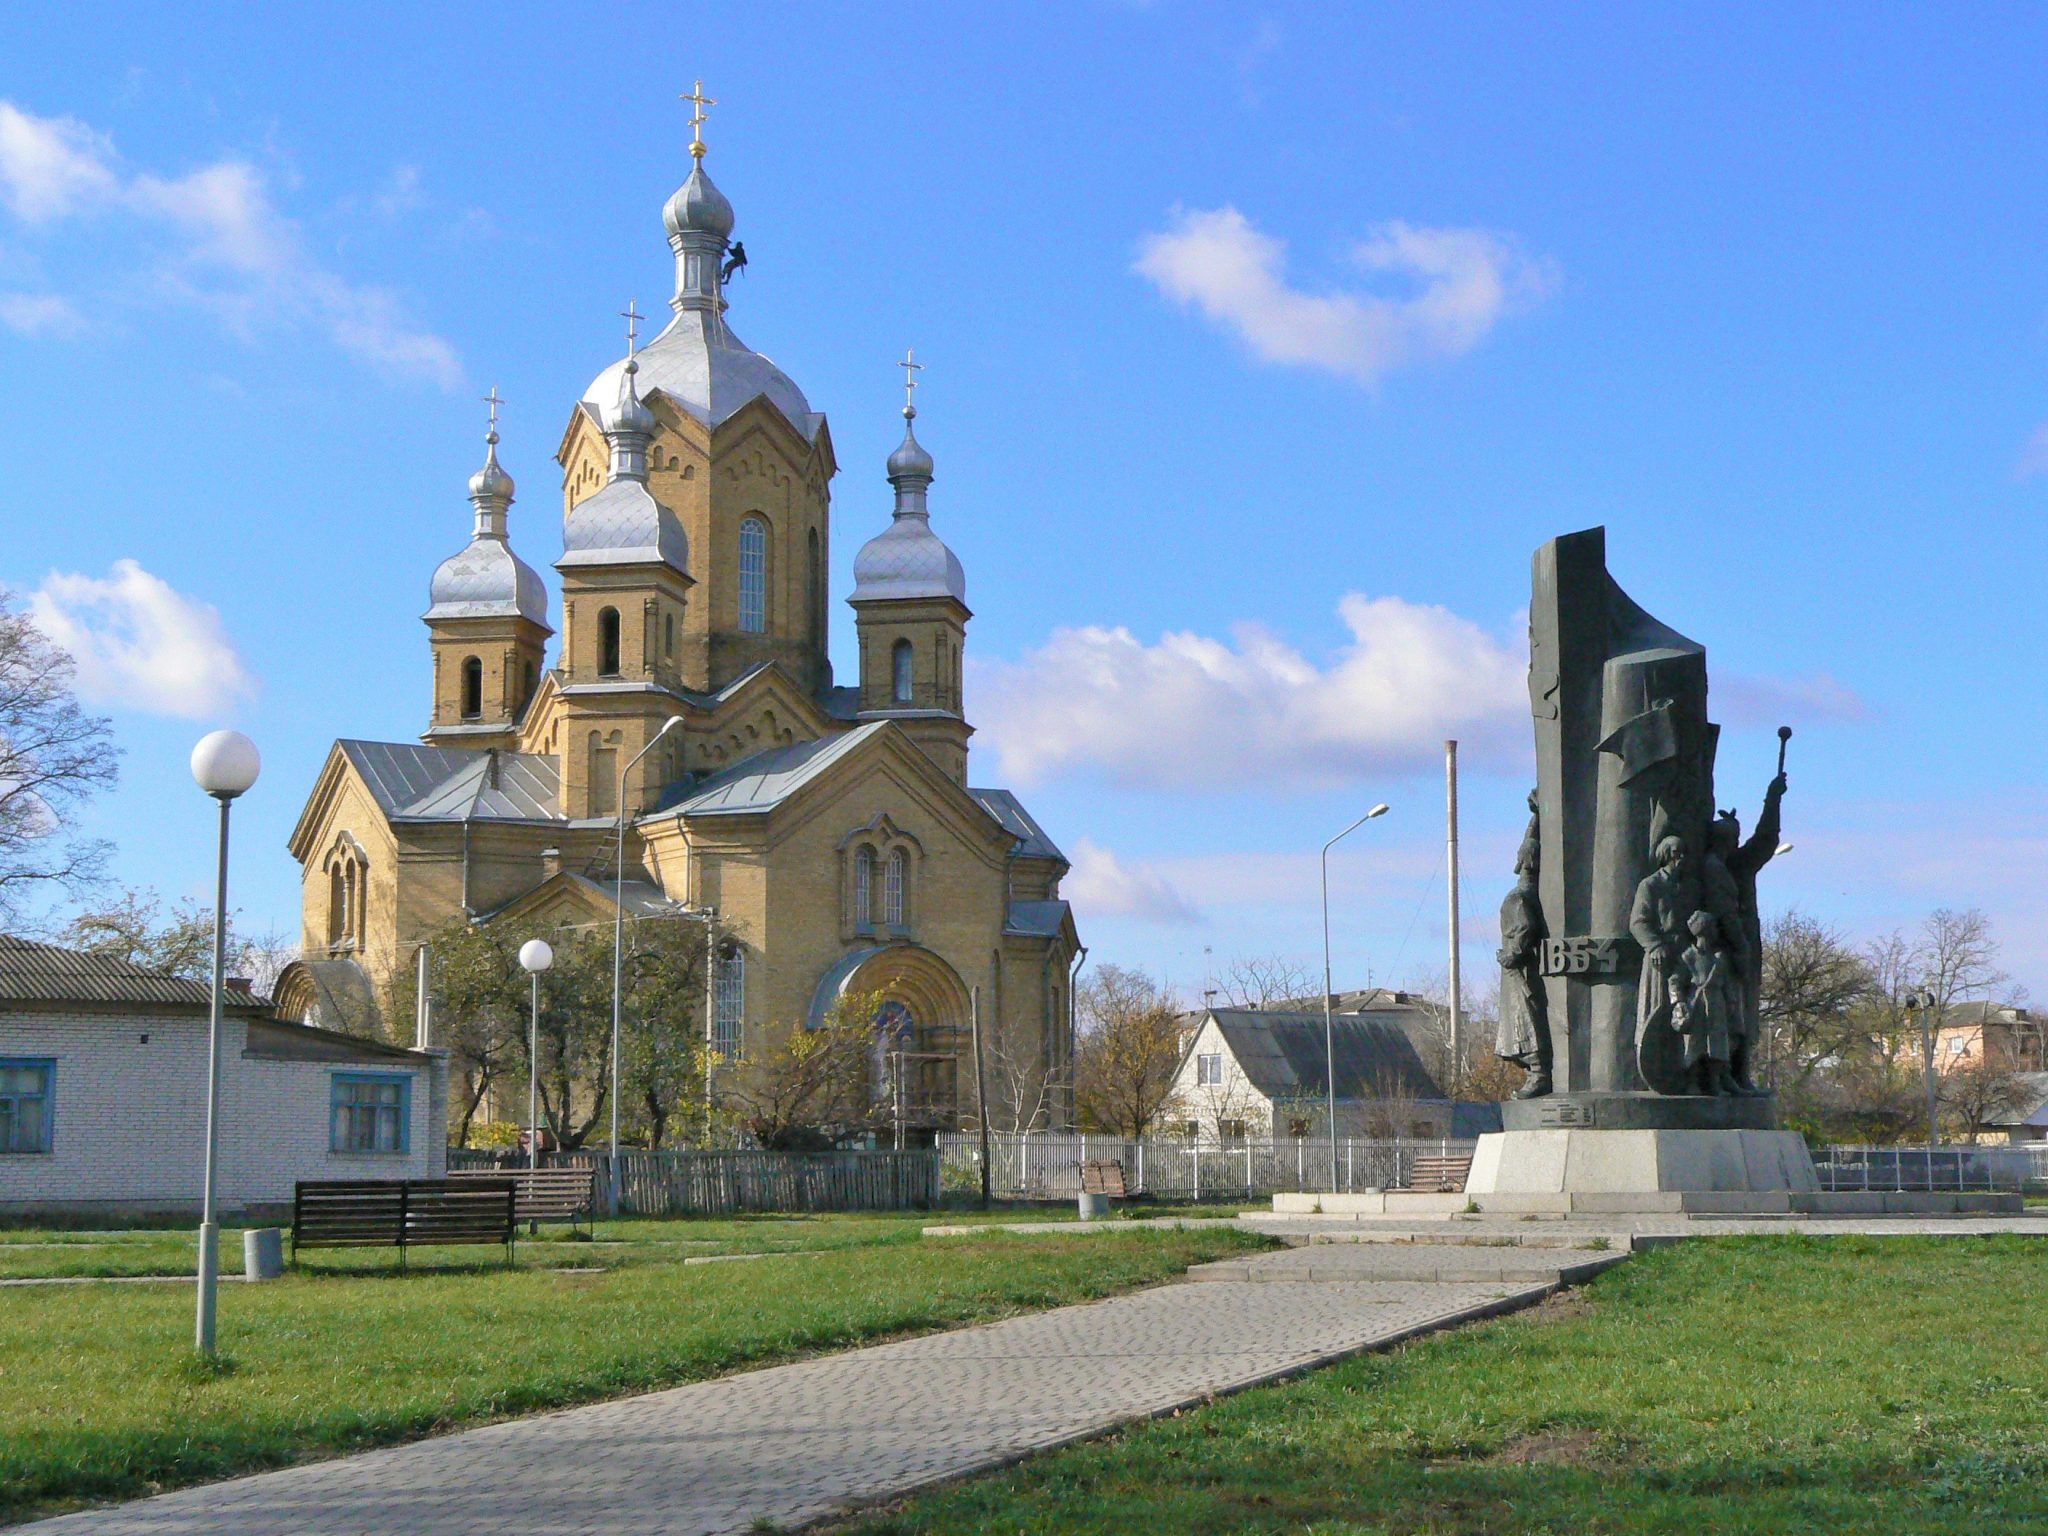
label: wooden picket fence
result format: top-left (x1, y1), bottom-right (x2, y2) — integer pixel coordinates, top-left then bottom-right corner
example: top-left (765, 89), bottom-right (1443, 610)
top-left (448, 1146), bottom-right (940, 1216)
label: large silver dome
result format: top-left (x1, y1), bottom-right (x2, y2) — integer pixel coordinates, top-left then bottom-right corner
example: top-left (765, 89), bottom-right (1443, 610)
top-left (582, 311), bottom-right (820, 441)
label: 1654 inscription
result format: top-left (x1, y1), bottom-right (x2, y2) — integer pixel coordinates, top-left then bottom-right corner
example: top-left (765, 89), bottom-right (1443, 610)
top-left (1536, 936), bottom-right (1628, 977)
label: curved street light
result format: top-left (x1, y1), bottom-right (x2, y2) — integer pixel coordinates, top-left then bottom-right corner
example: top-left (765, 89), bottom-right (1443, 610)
top-left (1322, 803), bottom-right (1389, 1195)
top-left (190, 729), bottom-right (259, 1358)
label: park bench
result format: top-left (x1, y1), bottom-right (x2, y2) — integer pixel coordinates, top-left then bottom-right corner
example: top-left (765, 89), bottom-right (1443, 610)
top-left (1079, 1159), bottom-right (1128, 1200)
top-left (1402, 1154), bottom-right (1474, 1193)
top-left (448, 1165), bottom-right (598, 1232)
top-left (291, 1178), bottom-right (517, 1268)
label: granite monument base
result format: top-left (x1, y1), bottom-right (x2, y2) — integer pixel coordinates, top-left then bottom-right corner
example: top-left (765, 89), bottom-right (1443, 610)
top-left (1465, 1125), bottom-right (1818, 1199)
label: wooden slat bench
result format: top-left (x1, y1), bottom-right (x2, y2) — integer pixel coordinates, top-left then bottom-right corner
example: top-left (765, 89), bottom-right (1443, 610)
top-left (1079, 1159), bottom-right (1128, 1200)
top-left (1402, 1154), bottom-right (1474, 1193)
top-left (291, 1179), bottom-right (517, 1268)
top-left (448, 1166), bottom-right (598, 1231)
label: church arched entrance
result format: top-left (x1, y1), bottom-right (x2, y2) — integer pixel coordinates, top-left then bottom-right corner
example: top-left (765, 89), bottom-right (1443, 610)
top-left (809, 945), bottom-right (970, 1147)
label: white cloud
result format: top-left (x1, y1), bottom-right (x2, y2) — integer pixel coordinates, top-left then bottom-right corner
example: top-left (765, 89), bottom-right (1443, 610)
top-left (0, 100), bottom-right (459, 387)
top-left (2018, 421), bottom-right (2048, 480)
top-left (1066, 837), bottom-right (1203, 925)
top-left (0, 290), bottom-right (81, 335)
top-left (28, 559), bottom-right (255, 718)
top-left (1134, 206), bottom-right (1551, 385)
top-left (975, 594), bottom-right (1529, 792)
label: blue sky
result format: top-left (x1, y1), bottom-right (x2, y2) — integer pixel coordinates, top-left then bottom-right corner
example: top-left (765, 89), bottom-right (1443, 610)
top-left (3, 4), bottom-right (2046, 1001)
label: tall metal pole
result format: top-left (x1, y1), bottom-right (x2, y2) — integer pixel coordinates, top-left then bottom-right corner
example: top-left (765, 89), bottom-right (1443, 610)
top-left (529, 970), bottom-right (541, 1174)
top-left (195, 796), bottom-right (231, 1357)
top-left (1446, 740), bottom-right (1462, 1095)
top-left (703, 913), bottom-right (718, 1144)
top-left (970, 985), bottom-right (991, 1210)
top-left (1917, 993), bottom-right (1940, 1149)
top-left (611, 720), bottom-right (680, 1214)
top-left (1321, 844), bottom-right (1338, 1195)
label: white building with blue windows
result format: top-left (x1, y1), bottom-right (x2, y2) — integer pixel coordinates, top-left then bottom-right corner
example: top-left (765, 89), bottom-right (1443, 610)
top-left (0, 936), bottom-right (446, 1220)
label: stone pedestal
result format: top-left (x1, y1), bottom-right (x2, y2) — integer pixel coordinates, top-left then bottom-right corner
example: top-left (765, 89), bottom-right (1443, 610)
top-left (1465, 1127), bottom-right (1818, 1197)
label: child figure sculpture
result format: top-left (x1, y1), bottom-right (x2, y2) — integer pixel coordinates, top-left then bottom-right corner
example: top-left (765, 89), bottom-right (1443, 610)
top-left (1669, 909), bottom-right (1742, 1096)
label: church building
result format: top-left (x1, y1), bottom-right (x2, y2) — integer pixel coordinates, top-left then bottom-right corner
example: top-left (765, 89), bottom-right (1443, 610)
top-left (279, 110), bottom-right (1081, 1139)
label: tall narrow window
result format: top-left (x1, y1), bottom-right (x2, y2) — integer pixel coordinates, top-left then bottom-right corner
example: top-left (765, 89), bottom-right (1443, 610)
top-left (521, 659), bottom-right (537, 711)
top-left (714, 946), bottom-right (745, 1057)
top-left (807, 528), bottom-right (822, 651)
top-left (598, 607), bottom-right (622, 676)
top-left (738, 517), bottom-right (768, 633)
top-left (884, 848), bottom-right (907, 927)
top-left (853, 845), bottom-right (875, 928)
top-left (328, 866), bottom-right (347, 947)
top-left (891, 639), bottom-right (914, 704)
top-left (663, 612), bottom-right (676, 660)
top-left (589, 732), bottom-right (618, 816)
top-left (460, 656), bottom-right (483, 719)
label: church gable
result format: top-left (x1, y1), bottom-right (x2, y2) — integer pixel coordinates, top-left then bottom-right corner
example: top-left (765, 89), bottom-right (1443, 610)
top-left (750, 724), bottom-right (1016, 868)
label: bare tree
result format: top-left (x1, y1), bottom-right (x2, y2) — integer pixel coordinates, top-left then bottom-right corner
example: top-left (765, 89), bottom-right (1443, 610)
top-left (1757, 910), bottom-right (1875, 1099)
top-left (1941, 1055), bottom-right (2031, 1144)
top-left (60, 890), bottom-right (295, 992)
top-left (721, 993), bottom-right (886, 1150)
top-left (976, 1027), bottom-right (1067, 1135)
top-left (1212, 953), bottom-right (1318, 1009)
top-left (1073, 963), bottom-right (1187, 1136)
top-left (0, 594), bottom-right (117, 922)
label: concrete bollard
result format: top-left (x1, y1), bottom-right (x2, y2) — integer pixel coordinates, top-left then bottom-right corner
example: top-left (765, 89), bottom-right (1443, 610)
top-left (1077, 1191), bottom-right (1109, 1221)
top-left (243, 1227), bottom-right (284, 1281)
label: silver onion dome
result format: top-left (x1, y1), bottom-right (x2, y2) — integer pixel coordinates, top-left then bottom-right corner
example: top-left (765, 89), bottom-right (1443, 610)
top-left (559, 359), bottom-right (690, 575)
top-left (426, 428), bottom-right (550, 628)
top-left (851, 408), bottom-right (966, 605)
top-left (662, 163), bottom-right (735, 243)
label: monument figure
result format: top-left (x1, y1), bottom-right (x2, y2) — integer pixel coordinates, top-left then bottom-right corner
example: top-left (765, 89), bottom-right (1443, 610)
top-left (1670, 909), bottom-right (1741, 1095)
top-left (1496, 789), bottom-right (1552, 1097)
top-left (1509, 525), bottom-right (1792, 1114)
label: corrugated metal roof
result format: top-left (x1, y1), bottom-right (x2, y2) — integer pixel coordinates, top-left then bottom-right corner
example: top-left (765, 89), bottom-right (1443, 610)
top-left (0, 936), bottom-right (271, 1011)
top-left (338, 740), bottom-right (561, 823)
top-left (1005, 899), bottom-right (1072, 940)
top-left (664, 723), bottom-right (888, 816)
top-left (970, 788), bottom-right (1065, 863)
top-left (1208, 1010), bottom-right (1445, 1103)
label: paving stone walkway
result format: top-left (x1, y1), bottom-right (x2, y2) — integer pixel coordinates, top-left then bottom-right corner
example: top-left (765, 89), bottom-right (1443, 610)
top-left (25, 1254), bottom-right (1549, 1536)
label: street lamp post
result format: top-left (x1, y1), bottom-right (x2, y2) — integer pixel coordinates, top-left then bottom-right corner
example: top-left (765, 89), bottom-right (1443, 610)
top-left (1321, 803), bottom-right (1389, 1194)
top-left (610, 717), bottom-right (683, 1215)
top-left (189, 729), bottom-right (260, 1357)
top-left (520, 940), bottom-right (555, 1175)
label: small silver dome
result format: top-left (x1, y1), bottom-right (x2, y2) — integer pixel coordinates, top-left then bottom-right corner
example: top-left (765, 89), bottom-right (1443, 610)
top-left (663, 163), bottom-right (735, 243)
top-left (610, 359), bottom-right (657, 438)
top-left (468, 435), bottom-right (515, 502)
top-left (851, 412), bottom-right (965, 606)
top-left (886, 411), bottom-right (934, 480)
top-left (558, 480), bottom-right (691, 574)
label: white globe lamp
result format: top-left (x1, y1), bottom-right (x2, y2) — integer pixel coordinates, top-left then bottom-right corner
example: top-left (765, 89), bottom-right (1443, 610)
top-left (190, 730), bottom-right (261, 800)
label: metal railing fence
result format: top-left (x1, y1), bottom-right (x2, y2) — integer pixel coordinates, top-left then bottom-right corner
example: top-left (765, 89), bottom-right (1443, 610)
top-left (447, 1146), bottom-right (941, 1215)
top-left (936, 1132), bottom-right (1479, 1200)
top-left (1815, 1143), bottom-right (2047, 1193)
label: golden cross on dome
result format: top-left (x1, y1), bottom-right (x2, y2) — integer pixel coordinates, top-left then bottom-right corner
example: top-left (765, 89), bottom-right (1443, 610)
top-left (620, 299), bottom-right (644, 357)
top-left (682, 79), bottom-right (717, 161)
top-left (900, 346), bottom-right (923, 413)
top-left (481, 385), bottom-right (505, 439)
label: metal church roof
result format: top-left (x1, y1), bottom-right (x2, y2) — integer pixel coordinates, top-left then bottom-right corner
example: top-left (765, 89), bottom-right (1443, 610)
top-left (969, 788), bottom-right (1065, 864)
top-left (337, 741), bottom-right (561, 824)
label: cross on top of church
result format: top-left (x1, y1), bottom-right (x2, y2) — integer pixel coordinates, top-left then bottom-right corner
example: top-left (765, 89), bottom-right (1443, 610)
top-left (900, 346), bottom-right (923, 416)
top-left (620, 300), bottom-right (644, 357)
top-left (682, 79), bottom-right (716, 162)
top-left (482, 385), bottom-right (504, 442)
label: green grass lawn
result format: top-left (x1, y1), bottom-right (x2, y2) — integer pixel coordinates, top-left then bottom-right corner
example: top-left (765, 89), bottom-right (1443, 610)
top-left (0, 1221), bottom-right (1265, 1526)
top-left (839, 1235), bottom-right (2048, 1536)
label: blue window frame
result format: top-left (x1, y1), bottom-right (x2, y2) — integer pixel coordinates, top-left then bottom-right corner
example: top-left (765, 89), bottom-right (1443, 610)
top-left (331, 1071), bottom-right (411, 1155)
top-left (0, 1059), bottom-right (53, 1154)
top-left (738, 518), bottom-right (768, 633)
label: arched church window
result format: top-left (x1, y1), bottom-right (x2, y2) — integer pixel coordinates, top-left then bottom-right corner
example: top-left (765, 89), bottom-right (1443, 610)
top-left (892, 639), bottom-right (914, 704)
top-left (885, 848), bottom-right (907, 928)
top-left (598, 608), bottom-right (622, 677)
top-left (853, 845), bottom-right (875, 928)
top-left (460, 656), bottom-right (483, 720)
top-left (738, 518), bottom-right (768, 634)
top-left (713, 945), bottom-right (745, 1058)
top-left (328, 866), bottom-right (347, 947)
